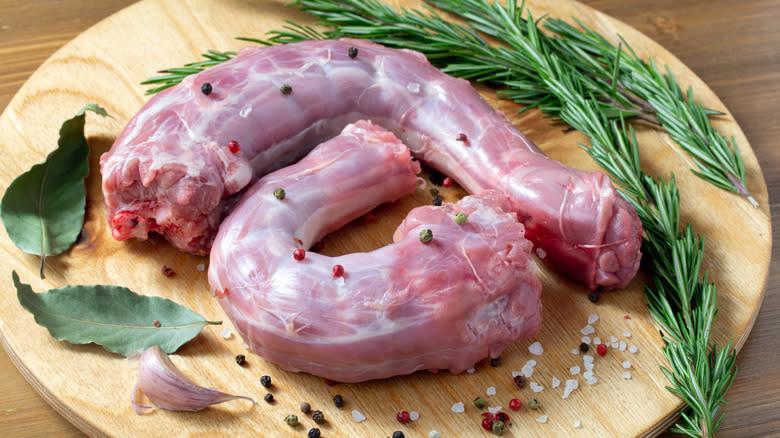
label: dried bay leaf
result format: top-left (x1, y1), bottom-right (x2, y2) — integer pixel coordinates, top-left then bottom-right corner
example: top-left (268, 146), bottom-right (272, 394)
top-left (1, 104), bottom-right (108, 278)
top-left (12, 271), bottom-right (221, 356)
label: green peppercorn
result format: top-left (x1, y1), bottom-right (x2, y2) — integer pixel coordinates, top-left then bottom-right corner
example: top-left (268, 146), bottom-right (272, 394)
top-left (528, 397), bottom-right (540, 410)
top-left (308, 428), bottom-right (321, 438)
top-left (312, 410), bottom-right (325, 424)
top-left (473, 397), bottom-right (487, 409)
top-left (235, 354), bottom-right (246, 366)
top-left (332, 394), bottom-right (344, 408)
top-left (454, 211), bottom-right (467, 225)
top-left (260, 375), bottom-right (271, 388)
top-left (280, 84), bottom-right (293, 95)
top-left (273, 187), bottom-right (285, 200)
top-left (284, 414), bottom-right (298, 426)
top-left (492, 419), bottom-right (506, 435)
top-left (419, 228), bottom-right (433, 244)
top-left (264, 393), bottom-right (274, 403)
top-left (432, 195), bottom-right (443, 206)
top-left (300, 402), bottom-right (312, 414)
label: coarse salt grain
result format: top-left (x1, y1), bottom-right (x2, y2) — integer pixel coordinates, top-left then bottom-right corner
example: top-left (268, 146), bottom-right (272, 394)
top-left (622, 361), bottom-right (632, 369)
top-left (488, 406), bottom-right (503, 414)
top-left (570, 366), bottom-right (581, 375)
top-left (536, 247), bottom-right (547, 259)
top-left (530, 382), bottom-right (544, 392)
top-left (583, 354), bottom-right (594, 363)
top-left (629, 345), bottom-right (638, 353)
top-left (512, 371), bottom-right (523, 377)
top-left (451, 402), bottom-right (465, 413)
top-left (593, 336), bottom-right (601, 345)
top-left (552, 377), bottom-right (561, 388)
top-left (220, 327), bottom-right (232, 339)
top-left (588, 313), bottom-right (599, 324)
top-left (611, 342), bottom-right (619, 349)
top-left (584, 362), bottom-right (594, 372)
top-left (196, 263), bottom-right (206, 272)
top-left (622, 371), bottom-right (632, 379)
top-left (529, 342), bottom-right (544, 356)
top-left (429, 431), bottom-right (441, 438)
top-left (562, 380), bottom-right (578, 399)
top-left (580, 325), bottom-right (595, 335)
top-left (351, 410), bottom-right (366, 423)
top-left (467, 368), bottom-right (476, 374)
top-left (619, 340), bottom-right (627, 351)
top-left (486, 387), bottom-right (497, 396)
top-left (536, 415), bottom-right (548, 423)
top-left (581, 336), bottom-right (591, 344)
top-left (571, 348), bottom-right (580, 355)
top-left (623, 330), bottom-right (631, 338)
top-left (410, 411), bottom-right (420, 421)
top-left (522, 360), bottom-right (536, 378)
top-left (586, 376), bottom-right (598, 385)
top-left (574, 420), bottom-right (582, 429)
top-left (610, 336), bottom-right (618, 343)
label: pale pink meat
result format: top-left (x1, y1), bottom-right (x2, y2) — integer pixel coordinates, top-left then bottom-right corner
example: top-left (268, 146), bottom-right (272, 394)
top-left (101, 38), bottom-right (641, 289)
top-left (209, 121), bottom-right (542, 382)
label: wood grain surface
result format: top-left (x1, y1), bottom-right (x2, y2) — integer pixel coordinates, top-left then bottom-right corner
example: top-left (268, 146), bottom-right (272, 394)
top-left (0, 1), bottom-right (777, 437)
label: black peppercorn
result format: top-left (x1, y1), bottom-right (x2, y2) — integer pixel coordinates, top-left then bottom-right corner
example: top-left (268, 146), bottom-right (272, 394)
top-left (392, 432), bottom-right (405, 438)
top-left (235, 354), bottom-right (246, 366)
top-left (332, 394), bottom-right (344, 408)
top-left (312, 410), bottom-right (325, 424)
top-left (432, 195), bottom-right (443, 206)
top-left (429, 170), bottom-right (445, 185)
top-left (280, 84), bottom-right (293, 95)
top-left (264, 393), bottom-right (274, 403)
top-left (579, 342), bottom-right (590, 352)
top-left (490, 357), bottom-right (501, 367)
top-left (260, 375), bottom-right (271, 388)
top-left (308, 428), bottom-right (321, 438)
top-left (588, 291), bottom-right (600, 303)
top-left (201, 82), bottom-right (212, 95)
top-left (300, 402), bottom-right (312, 414)
top-left (348, 46), bottom-right (358, 58)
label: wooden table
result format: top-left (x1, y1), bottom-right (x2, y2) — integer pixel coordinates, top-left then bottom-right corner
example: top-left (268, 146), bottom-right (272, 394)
top-left (0, 1), bottom-right (777, 437)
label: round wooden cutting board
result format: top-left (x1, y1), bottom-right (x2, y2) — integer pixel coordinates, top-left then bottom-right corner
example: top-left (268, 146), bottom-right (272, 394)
top-left (0, 0), bottom-right (770, 437)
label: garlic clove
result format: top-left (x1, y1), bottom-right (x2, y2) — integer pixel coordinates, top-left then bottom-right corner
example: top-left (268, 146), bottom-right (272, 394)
top-left (136, 345), bottom-right (254, 412)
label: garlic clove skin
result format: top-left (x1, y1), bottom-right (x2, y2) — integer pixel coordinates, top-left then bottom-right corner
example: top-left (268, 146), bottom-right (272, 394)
top-left (136, 345), bottom-right (254, 412)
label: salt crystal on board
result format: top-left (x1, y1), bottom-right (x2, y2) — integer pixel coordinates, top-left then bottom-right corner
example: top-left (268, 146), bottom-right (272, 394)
top-left (530, 382), bottom-right (544, 392)
top-left (570, 366), bottom-right (581, 375)
top-left (574, 420), bottom-right (582, 429)
top-left (581, 336), bottom-right (591, 344)
top-left (552, 377), bottom-right (561, 388)
top-left (580, 325), bottom-right (595, 335)
top-left (467, 368), bottom-right (476, 374)
top-left (528, 342), bottom-right (544, 356)
top-left (486, 387), bottom-right (497, 396)
top-left (410, 411), bottom-right (420, 421)
top-left (220, 327), bottom-right (232, 339)
top-left (429, 431), bottom-right (441, 438)
top-left (451, 402), bottom-right (465, 413)
top-left (623, 361), bottom-right (632, 369)
top-left (588, 314), bottom-right (599, 324)
top-left (488, 406), bottom-right (503, 414)
top-left (196, 263), bottom-right (206, 272)
top-left (623, 371), bottom-right (632, 379)
top-left (593, 336), bottom-right (602, 345)
top-left (536, 415), bottom-right (548, 423)
top-left (571, 348), bottom-right (580, 355)
top-left (352, 410), bottom-right (366, 423)
top-left (629, 345), bottom-right (638, 353)
top-left (623, 330), bottom-right (631, 338)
